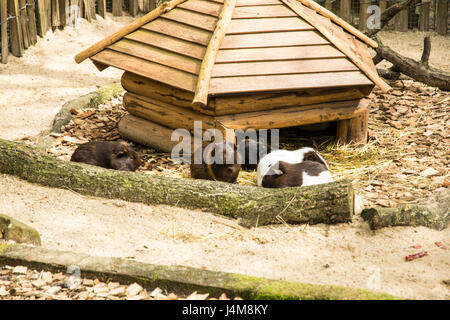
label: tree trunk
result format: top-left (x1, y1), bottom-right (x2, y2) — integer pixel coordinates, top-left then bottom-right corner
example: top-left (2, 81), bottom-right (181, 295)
top-left (361, 189), bottom-right (449, 231)
top-left (0, 139), bottom-right (354, 228)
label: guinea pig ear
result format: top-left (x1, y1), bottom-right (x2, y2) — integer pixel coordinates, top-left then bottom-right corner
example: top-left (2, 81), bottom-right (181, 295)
top-left (268, 163), bottom-right (283, 176)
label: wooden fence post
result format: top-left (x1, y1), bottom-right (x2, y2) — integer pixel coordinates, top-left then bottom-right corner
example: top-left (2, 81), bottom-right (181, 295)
top-left (7, 0), bottom-right (24, 56)
top-left (18, 0), bottom-right (30, 48)
top-left (1, 0), bottom-right (8, 63)
top-left (436, 0), bottom-right (448, 35)
top-left (359, 0), bottom-right (370, 31)
top-left (419, 0), bottom-right (430, 31)
top-left (98, 0), bottom-right (106, 17)
top-left (112, 0), bottom-right (122, 16)
top-left (379, 0), bottom-right (386, 12)
top-left (27, 0), bottom-right (38, 43)
top-left (129, 0), bottom-right (139, 16)
top-left (394, 8), bottom-right (409, 31)
top-left (340, 0), bottom-right (351, 23)
top-left (324, 0), bottom-right (332, 11)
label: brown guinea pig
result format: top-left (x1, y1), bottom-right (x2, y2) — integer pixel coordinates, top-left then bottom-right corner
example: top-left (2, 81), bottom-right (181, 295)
top-left (190, 141), bottom-right (241, 183)
top-left (71, 141), bottom-right (142, 172)
top-left (261, 160), bottom-right (333, 188)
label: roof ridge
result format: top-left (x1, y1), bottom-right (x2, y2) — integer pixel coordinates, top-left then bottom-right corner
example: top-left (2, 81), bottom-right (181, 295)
top-left (193, 0), bottom-right (237, 106)
top-left (74, 0), bottom-right (187, 64)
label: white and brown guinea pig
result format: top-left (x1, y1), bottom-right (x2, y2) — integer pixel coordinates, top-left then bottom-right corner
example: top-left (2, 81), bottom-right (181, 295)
top-left (257, 147), bottom-right (332, 187)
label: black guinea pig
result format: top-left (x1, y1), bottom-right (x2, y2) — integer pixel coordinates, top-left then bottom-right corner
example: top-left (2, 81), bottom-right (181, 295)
top-left (190, 141), bottom-right (241, 183)
top-left (261, 160), bottom-right (333, 188)
top-left (71, 141), bottom-right (142, 172)
top-left (237, 138), bottom-right (270, 171)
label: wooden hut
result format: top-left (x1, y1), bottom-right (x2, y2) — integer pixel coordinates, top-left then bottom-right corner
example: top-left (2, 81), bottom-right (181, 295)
top-left (75, 0), bottom-right (390, 151)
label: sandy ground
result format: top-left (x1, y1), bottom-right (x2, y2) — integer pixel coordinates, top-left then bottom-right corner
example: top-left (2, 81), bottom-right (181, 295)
top-left (0, 16), bottom-right (449, 299)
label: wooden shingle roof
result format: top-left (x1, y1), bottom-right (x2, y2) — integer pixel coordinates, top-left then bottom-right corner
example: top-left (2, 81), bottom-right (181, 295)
top-left (75, 0), bottom-right (390, 106)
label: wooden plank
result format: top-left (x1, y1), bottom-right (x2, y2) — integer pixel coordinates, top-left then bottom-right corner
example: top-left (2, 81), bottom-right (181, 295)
top-left (1, 0), bottom-right (8, 63)
top-left (125, 29), bottom-right (206, 60)
top-left (235, 0), bottom-right (280, 6)
top-left (121, 71), bottom-right (197, 109)
top-left (281, 0), bottom-right (390, 92)
top-left (215, 99), bottom-right (368, 130)
top-left (73, 1), bottom-right (193, 65)
top-left (340, 0), bottom-right (351, 23)
top-left (418, 1), bottom-right (429, 31)
top-left (193, 0), bottom-right (236, 106)
top-left (35, 0), bottom-right (47, 36)
top-left (97, 0), bottom-right (106, 18)
top-left (211, 58), bottom-right (358, 77)
top-left (142, 18), bottom-right (212, 46)
top-left (109, 39), bottom-right (202, 74)
top-left (161, 8), bottom-right (218, 31)
top-left (436, 0), bottom-right (448, 35)
top-left (27, 0), bottom-right (38, 43)
top-left (112, 0), bottom-right (122, 16)
top-left (232, 5), bottom-right (297, 18)
top-left (45, 0), bottom-right (50, 31)
top-left (216, 45), bottom-right (345, 63)
top-left (227, 17), bottom-right (313, 34)
top-left (129, 0), bottom-right (139, 17)
top-left (213, 85), bottom-right (372, 115)
top-left (19, 0), bottom-right (30, 48)
top-left (8, 0), bottom-right (24, 56)
top-left (220, 30), bottom-right (329, 49)
top-left (124, 92), bottom-right (215, 131)
top-left (178, 0), bottom-right (223, 17)
top-left (209, 71), bottom-right (373, 95)
top-left (91, 49), bottom-right (198, 92)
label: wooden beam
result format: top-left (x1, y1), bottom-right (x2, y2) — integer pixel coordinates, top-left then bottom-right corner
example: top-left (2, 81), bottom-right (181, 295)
top-left (129, 0), bottom-right (139, 16)
top-left (359, 0), bottom-right (370, 32)
top-left (280, 0), bottom-right (391, 92)
top-left (74, 0), bottom-right (188, 64)
top-left (123, 92), bottom-right (215, 132)
top-left (192, 0), bottom-right (236, 107)
top-left (1, 0), bottom-right (8, 63)
top-left (436, 0), bottom-right (448, 35)
top-left (339, 0), bottom-right (351, 23)
top-left (298, 0), bottom-right (378, 48)
top-left (118, 114), bottom-right (190, 153)
top-left (215, 99), bottom-right (368, 131)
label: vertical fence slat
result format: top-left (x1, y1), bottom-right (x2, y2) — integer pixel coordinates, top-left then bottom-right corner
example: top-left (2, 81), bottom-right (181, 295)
top-left (394, 8), bottom-right (408, 31)
top-left (90, 0), bottom-right (96, 20)
top-left (129, 0), bottom-right (138, 16)
top-left (359, 0), bottom-right (370, 31)
top-left (379, 0), bottom-right (386, 12)
top-left (98, 0), bottom-right (106, 17)
top-left (27, 0), bottom-right (38, 43)
top-left (436, 0), bottom-right (448, 35)
top-left (51, 0), bottom-right (61, 28)
top-left (58, 0), bottom-right (67, 28)
top-left (8, 0), bottom-right (24, 56)
top-left (340, 0), bottom-right (351, 23)
top-left (35, 0), bottom-right (47, 36)
top-left (19, 0), bottom-right (30, 48)
top-left (324, 0), bottom-right (332, 11)
top-left (112, 0), bottom-right (122, 16)
top-left (1, 0), bottom-right (8, 63)
top-left (419, 0), bottom-right (430, 31)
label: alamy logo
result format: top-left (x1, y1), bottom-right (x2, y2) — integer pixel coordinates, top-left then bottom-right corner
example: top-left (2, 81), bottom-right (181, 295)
top-left (66, 5), bottom-right (81, 29)
top-left (366, 265), bottom-right (381, 291)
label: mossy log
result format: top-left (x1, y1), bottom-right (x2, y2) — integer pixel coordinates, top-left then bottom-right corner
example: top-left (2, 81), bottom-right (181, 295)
top-left (0, 139), bottom-right (354, 228)
top-left (361, 189), bottom-right (449, 231)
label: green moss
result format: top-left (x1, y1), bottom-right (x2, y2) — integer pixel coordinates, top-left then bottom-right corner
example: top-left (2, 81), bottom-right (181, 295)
top-left (0, 242), bottom-right (12, 254)
top-left (229, 274), bottom-right (401, 300)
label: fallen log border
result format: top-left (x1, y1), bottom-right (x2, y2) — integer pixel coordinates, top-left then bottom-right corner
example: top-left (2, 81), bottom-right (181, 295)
top-left (0, 138), bottom-right (354, 228)
top-left (0, 244), bottom-right (400, 300)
